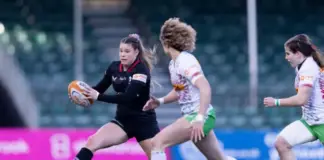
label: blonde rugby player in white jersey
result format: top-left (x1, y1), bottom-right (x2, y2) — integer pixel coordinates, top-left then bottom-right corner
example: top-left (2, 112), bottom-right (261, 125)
top-left (142, 18), bottom-right (236, 160)
top-left (264, 34), bottom-right (324, 160)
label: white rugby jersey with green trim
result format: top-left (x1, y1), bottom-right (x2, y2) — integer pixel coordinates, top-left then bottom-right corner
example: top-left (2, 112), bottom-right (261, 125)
top-left (295, 57), bottom-right (324, 125)
top-left (168, 51), bottom-right (213, 115)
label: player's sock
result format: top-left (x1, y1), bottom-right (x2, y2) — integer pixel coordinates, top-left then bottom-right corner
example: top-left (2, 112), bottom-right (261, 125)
top-left (74, 147), bottom-right (93, 160)
top-left (226, 155), bottom-right (237, 160)
top-left (151, 150), bottom-right (166, 160)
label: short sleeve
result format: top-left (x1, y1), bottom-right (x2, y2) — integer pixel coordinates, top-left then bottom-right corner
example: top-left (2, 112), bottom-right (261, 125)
top-left (298, 67), bottom-right (317, 88)
top-left (179, 54), bottom-right (203, 84)
top-left (132, 73), bottom-right (148, 85)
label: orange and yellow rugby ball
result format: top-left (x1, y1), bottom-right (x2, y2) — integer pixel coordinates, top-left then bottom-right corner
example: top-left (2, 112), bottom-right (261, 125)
top-left (68, 80), bottom-right (94, 107)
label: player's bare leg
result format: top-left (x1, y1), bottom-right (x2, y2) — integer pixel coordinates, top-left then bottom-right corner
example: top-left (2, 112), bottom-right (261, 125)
top-left (85, 122), bottom-right (128, 152)
top-left (150, 116), bottom-right (233, 160)
top-left (150, 117), bottom-right (191, 160)
top-left (274, 137), bottom-right (296, 160)
top-left (139, 139), bottom-right (154, 160)
top-left (75, 122), bottom-right (128, 160)
top-left (194, 131), bottom-right (227, 160)
top-left (275, 120), bottom-right (316, 160)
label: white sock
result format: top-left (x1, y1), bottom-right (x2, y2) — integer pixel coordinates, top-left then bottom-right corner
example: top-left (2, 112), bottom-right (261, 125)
top-left (226, 155), bottom-right (237, 160)
top-left (151, 150), bottom-right (166, 160)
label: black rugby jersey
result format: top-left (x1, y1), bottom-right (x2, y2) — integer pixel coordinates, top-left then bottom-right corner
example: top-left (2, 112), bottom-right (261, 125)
top-left (92, 59), bottom-right (156, 117)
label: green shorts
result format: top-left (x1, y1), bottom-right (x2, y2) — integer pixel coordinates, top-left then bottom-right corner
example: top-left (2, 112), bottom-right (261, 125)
top-left (300, 119), bottom-right (324, 142)
top-left (184, 108), bottom-right (216, 136)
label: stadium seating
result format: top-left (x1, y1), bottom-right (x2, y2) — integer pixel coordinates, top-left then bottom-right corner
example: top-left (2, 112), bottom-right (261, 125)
top-left (0, 0), bottom-right (323, 128)
top-left (0, 0), bottom-right (117, 127)
top-left (131, 0), bottom-right (324, 128)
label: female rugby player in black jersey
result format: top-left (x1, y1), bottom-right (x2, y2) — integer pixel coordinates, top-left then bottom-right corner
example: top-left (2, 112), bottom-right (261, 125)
top-left (74, 34), bottom-right (159, 160)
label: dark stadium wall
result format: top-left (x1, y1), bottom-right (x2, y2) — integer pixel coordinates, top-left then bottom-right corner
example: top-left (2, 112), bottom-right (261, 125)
top-left (126, 1), bottom-right (170, 67)
top-left (0, 80), bottom-right (26, 127)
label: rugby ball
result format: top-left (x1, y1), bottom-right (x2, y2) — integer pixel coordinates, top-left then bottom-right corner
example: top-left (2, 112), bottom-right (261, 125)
top-left (68, 80), bottom-right (94, 107)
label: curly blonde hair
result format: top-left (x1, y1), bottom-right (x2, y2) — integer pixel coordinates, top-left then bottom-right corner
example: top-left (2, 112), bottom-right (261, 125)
top-left (159, 18), bottom-right (196, 52)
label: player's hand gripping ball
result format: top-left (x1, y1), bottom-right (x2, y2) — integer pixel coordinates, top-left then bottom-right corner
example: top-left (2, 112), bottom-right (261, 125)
top-left (68, 80), bottom-right (94, 107)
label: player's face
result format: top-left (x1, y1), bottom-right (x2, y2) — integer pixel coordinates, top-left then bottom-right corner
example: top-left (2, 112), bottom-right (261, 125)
top-left (285, 48), bottom-right (302, 68)
top-left (119, 43), bottom-right (139, 66)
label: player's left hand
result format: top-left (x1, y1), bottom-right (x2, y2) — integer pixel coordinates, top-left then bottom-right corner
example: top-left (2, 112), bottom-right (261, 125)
top-left (143, 96), bottom-right (160, 111)
top-left (83, 87), bottom-right (99, 100)
top-left (190, 120), bottom-right (204, 143)
top-left (264, 97), bottom-right (275, 107)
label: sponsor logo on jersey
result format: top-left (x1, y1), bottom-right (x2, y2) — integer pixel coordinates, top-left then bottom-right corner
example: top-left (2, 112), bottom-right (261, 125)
top-left (300, 75), bottom-right (313, 81)
top-left (112, 76), bottom-right (127, 82)
top-left (132, 74), bottom-right (147, 83)
top-left (173, 84), bottom-right (185, 91)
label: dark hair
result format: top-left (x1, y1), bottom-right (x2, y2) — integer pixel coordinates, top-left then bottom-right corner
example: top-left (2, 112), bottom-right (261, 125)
top-left (160, 18), bottom-right (196, 52)
top-left (285, 34), bottom-right (324, 68)
top-left (121, 34), bottom-right (157, 71)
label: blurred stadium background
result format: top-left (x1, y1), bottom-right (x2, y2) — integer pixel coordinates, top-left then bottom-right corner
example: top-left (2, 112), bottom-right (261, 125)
top-left (0, 0), bottom-right (323, 159)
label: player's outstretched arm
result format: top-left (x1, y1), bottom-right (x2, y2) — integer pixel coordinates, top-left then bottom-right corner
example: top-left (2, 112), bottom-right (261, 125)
top-left (189, 75), bottom-right (211, 143)
top-left (280, 86), bottom-right (312, 106)
top-left (92, 64), bottom-right (113, 94)
top-left (158, 89), bottom-right (179, 104)
top-left (193, 76), bottom-right (211, 115)
top-left (92, 72), bottom-right (111, 94)
top-left (142, 89), bottom-right (179, 111)
top-left (264, 68), bottom-right (315, 107)
top-left (84, 72), bottom-right (148, 104)
top-left (264, 86), bottom-right (312, 107)
top-left (96, 73), bottom-right (147, 104)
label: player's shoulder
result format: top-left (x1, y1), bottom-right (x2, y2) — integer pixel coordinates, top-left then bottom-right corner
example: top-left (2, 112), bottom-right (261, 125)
top-left (179, 52), bottom-right (199, 66)
top-left (132, 61), bottom-right (150, 83)
top-left (300, 57), bottom-right (319, 73)
top-left (133, 60), bottom-right (150, 75)
top-left (180, 51), bottom-right (197, 60)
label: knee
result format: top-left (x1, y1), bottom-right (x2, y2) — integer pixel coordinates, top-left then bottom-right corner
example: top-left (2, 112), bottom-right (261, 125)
top-left (275, 136), bottom-right (292, 153)
top-left (151, 136), bottom-right (166, 150)
top-left (85, 135), bottom-right (100, 152)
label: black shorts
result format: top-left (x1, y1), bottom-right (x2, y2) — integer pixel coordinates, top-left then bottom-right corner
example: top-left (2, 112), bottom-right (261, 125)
top-left (110, 115), bottom-right (160, 142)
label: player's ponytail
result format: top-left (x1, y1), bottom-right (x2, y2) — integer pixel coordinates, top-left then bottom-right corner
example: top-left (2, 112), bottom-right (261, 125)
top-left (140, 45), bottom-right (162, 91)
top-left (136, 38), bottom-right (162, 91)
top-left (285, 34), bottom-right (324, 68)
top-left (122, 34), bottom-right (161, 91)
top-left (138, 42), bottom-right (158, 72)
top-left (311, 47), bottom-right (324, 68)
top-left (124, 34), bottom-right (158, 72)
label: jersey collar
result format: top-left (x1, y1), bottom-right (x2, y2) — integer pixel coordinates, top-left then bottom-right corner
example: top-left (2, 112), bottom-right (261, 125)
top-left (119, 58), bottom-right (140, 72)
top-left (297, 57), bottom-right (307, 71)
